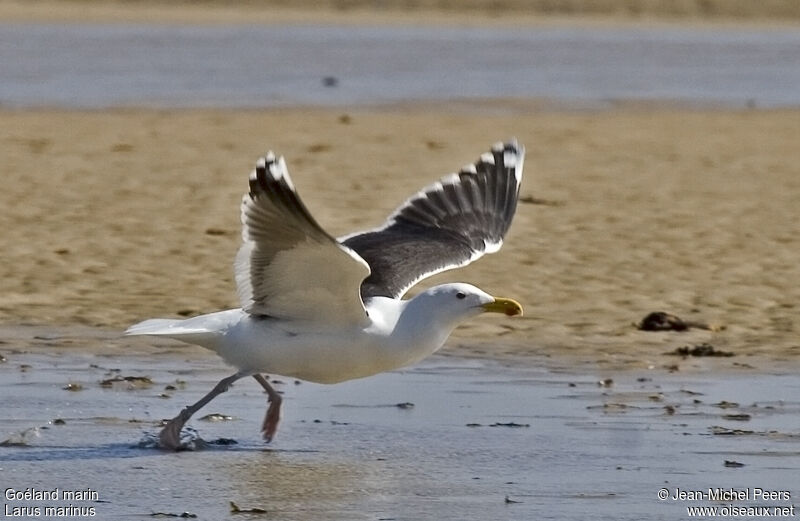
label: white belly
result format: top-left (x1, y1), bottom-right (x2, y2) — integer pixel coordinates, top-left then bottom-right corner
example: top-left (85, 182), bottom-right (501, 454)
top-left (209, 312), bottom-right (443, 384)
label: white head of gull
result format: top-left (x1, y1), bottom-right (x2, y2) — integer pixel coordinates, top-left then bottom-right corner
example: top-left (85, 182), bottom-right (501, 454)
top-left (126, 140), bottom-right (525, 450)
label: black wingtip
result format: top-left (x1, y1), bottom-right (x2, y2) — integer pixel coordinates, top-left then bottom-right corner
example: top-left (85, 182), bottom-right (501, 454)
top-left (249, 152), bottom-right (282, 199)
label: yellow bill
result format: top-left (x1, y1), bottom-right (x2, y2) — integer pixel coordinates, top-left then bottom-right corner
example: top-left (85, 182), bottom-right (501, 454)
top-left (482, 297), bottom-right (523, 317)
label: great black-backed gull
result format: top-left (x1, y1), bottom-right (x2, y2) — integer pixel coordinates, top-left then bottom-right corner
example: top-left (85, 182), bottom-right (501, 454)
top-left (126, 140), bottom-right (525, 449)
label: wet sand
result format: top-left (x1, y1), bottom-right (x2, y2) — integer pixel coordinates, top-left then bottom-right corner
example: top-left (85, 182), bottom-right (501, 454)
top-left (5, 23), bottom-right (800, 109)
top-left (1, 327), bottom-right (799, 520)
top-left (2, 105), bottom-right (799, 370)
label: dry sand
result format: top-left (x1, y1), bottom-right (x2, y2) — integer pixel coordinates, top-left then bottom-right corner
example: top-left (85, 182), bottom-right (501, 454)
top-left (2, 104), bottom-right (798, 369)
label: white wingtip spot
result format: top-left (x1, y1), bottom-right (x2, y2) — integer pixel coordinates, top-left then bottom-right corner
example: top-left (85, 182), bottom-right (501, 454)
top-left (460, 163), bottom-right (477, 174)
top-left (503, 150), bottom-right (518, 168)
top-left (266, 151), bottom-right (276, 162)
top-left (443, 173), bottom-right (460, 184)
top-left (512, 146), bottom-right (525, 185)
top-left (484, 238), bottom-right (503, 253)
top-left (277, 157), bottom-right (295, 190)
top-left (480, 152), bottom-right (494, 165)
top-left (491, 141), bottom-right (504, 153)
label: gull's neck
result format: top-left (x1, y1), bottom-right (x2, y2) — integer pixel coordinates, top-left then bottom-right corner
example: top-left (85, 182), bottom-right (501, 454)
top-left (364, 295), bottom-right (463, 370)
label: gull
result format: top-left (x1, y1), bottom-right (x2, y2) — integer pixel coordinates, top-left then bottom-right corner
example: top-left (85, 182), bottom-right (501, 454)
top-left (126, 140), bottom-right (525, 449)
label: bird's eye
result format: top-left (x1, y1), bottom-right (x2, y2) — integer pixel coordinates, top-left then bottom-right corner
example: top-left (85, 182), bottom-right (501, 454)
top-left (456, 292), bottom-right (466, 300)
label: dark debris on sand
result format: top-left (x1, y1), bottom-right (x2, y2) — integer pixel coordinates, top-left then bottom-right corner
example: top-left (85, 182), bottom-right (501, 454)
top-left (229, 501), bottom-right (267, 514)
top-left (722, 413), bottom-right (752, 421)
top-left (519, 195), bottom-right (564, 206)
top-left (639, 311), bottom-right (719, 332)
top-left (639, 311), bottom-right (690, 331)
top-left (665, 343), bottom-right (734, 358)
top-left (465, 422), bottom-right (531, 428)
top-left (710, 426), bottom-right (756, 436)
top-left (199, 413), bottom-right (234, 422)
top-left (100, 375), bottom-right (154, 389)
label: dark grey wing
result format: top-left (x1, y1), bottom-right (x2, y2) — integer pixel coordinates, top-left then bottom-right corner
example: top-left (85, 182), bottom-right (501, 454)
top-left (340, 140), bottom-right (524, 299)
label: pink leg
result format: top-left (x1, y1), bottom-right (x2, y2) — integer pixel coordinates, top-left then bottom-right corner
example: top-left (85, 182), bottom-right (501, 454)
top-left (159, 371), bottom-right (245, 450)
top-left (253, 374), bottom-right (282, 443)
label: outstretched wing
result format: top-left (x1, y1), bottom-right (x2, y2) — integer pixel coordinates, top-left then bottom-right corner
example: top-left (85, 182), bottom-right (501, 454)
top-left (341, 140), bottom-right (524, 299)
top-left (235, 152), bottom-right (370, 323)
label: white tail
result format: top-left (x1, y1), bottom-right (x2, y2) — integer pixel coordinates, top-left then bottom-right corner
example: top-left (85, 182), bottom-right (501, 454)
top-left (125, 318), bottom-right (193, 336)
top-left (125, 317), bottom-right (218, 347)
top-left (125, 311), bottom-right (240, 351)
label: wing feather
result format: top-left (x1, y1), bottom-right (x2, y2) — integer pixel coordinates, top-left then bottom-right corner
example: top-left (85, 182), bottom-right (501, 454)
top-left (236, 153), bottom-right (370, 323)
top-left (341, 140), bottom-right (524, 299)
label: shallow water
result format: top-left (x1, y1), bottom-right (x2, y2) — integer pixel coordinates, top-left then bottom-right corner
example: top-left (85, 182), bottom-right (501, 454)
top-left (1, 328), bottom-right (798, 519)
top-left (2, 23), bottom-right (800, 108)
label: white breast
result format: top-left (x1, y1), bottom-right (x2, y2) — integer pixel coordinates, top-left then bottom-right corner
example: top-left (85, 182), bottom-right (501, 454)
top-left (209, 299), bottom-right (451, 384)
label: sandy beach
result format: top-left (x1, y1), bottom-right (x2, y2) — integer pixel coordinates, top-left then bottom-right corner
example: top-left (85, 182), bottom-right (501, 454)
top-left (2, 105), bottom-right (799, 370)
